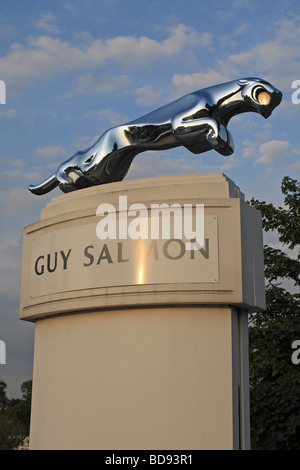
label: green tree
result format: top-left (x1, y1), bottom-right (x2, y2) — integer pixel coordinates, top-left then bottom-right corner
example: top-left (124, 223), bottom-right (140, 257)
top-left (249, 177), bottom-right (300, 450)
top-left (0, 380), bottom-right (8, 411)
top-left (0, 380), bottom-right (32, 450)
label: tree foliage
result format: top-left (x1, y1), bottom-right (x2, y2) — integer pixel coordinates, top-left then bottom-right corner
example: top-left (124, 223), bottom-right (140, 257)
top-left (0, 379), bottom-right (32, 450)
top-left (248, 177), bottom-right (300, 450)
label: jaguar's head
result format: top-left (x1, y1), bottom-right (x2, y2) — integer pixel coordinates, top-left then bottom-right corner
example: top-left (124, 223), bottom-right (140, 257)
top-left (238, 78), bottom-right (282, 118)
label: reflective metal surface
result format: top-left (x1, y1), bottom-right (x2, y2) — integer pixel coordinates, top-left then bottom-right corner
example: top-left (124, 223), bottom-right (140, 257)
top-left (29, 77), bottom-right (282, 195)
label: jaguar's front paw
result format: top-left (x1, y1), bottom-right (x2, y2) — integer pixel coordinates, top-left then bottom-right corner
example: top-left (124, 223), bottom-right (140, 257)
top-left (206, 122), bottom-right (219, 142)
top-left (209, 124), bottom-right (234, 156)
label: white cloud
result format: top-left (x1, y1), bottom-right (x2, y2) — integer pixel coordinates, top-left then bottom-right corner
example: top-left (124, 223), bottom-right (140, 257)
top-left (83, 109), bottom-right (128, 127)
top-left (242, 144), bottom-right (256, 159)
top-left (125, 151), bottom-right (202, 180)
top-left (66, 73), bottom-right (130, 97)
top-left (0, 168), bottom-right (44, 184)
top-left (0, 108), bottom-right (17, 119)
top-left (278, 99), bottom-right (300, 118)
top-left (35, 145), bottom-right (68, 159)
top-left (218, 156), bottom-right (240, 172)
top-left (0, 24), bottom-right (210, 86)
top-left (171, 70), bottom-right (231, 97)
top-left (10, 159), bottom-right (24, 168)
top-left (168, 15), bottom-right (300, 99)
top-left (0, 187), bottom-right (45, 227)
top-left (98, 24), bottom-right (210, 62)
top-left (36, 12), bottom-right (61, 34)
top-left (289, 160), bottom-right (300, 172)
top-left (226, 16), bottom-right (300, 89)
top-left (125, 146), bottom-right (241, 181)
top-left (235, 24), bottom-right (248, 36)
top-left (135, 85), bottom-right (165, 105)
top-left (255, 140), bottom-right (290, 165)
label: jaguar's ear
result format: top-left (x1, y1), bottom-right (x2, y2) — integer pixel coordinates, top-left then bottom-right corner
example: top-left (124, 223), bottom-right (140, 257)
top-left (237, 79), bottom-right (249, 86)
top-left (240, 83), bottom-right (256, 100)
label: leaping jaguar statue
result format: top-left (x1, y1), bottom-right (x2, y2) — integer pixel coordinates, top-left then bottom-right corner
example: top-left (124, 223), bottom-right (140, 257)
top-left (29, 77), bottom-right (282, 195)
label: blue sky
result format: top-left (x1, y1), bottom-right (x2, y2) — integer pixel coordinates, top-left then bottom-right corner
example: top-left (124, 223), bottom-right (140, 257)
top-left (0, 0), bottom-right (299, 397)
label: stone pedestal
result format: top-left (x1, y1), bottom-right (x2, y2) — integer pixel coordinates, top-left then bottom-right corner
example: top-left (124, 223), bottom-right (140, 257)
top-left (20, 173), bottom-right (265, 450)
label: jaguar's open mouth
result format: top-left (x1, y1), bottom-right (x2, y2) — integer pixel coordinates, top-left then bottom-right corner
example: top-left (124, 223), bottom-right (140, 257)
top-left (261, 91), bottom-right (282, 118)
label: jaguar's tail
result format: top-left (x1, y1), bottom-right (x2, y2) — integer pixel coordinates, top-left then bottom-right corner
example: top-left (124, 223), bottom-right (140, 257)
top-left (28, 173), bottom-right (59, 195)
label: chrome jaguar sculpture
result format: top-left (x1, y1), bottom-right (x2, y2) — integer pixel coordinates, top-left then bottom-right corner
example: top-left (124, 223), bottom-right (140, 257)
top-left (29, 77), bottom-right (282, 195)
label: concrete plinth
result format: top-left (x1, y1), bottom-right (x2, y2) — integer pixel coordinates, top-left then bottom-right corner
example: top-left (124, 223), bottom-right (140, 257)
top-left (20, 173), bottom-right (265, 450)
